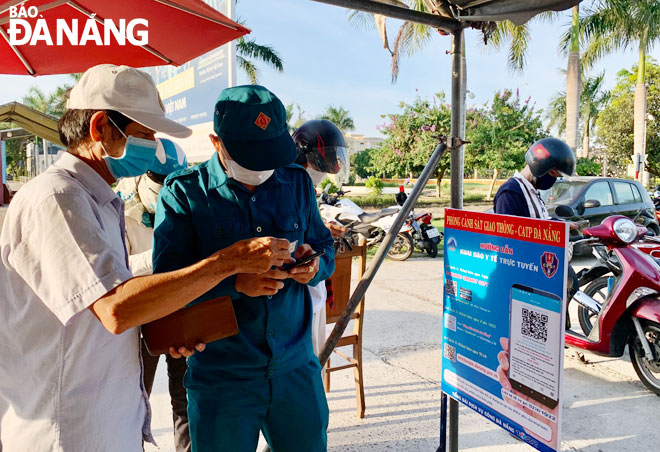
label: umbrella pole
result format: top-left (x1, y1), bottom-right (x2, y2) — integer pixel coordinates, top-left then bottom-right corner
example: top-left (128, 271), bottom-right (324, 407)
top-left (446, 26), bottom-right (466, 452)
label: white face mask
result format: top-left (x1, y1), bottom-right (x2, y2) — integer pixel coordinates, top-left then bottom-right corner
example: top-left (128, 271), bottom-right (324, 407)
top-left (223, 158), bottom-right (274, 186)
top-left (137, 174), bottom-right (163, 214)
top-left (306, 167), bottom-right (326, 186)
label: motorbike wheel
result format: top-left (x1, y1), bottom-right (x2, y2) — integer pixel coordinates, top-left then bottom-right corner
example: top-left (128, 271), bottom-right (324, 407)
top-left (629, 320), bottom-right (660, 396)
top-left (424, 239), bottom-right (439, 258)
top-left (578, 277), bottom-right (609, 336)
top-left (386, 232), bottom-right (414, 261)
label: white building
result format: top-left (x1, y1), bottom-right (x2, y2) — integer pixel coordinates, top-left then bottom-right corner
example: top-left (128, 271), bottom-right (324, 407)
top-left (344, 133), bottom-right (384, 154)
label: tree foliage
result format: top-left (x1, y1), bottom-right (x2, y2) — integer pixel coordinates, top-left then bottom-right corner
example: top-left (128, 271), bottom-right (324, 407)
top-left (546, 72), bottom-right (610, 154)
top-left (576, 157), bottom-right (602, 176)
top-left (372, 93), bottom-right (451, 180)
top-left (285, 102), bottom-right (306, 133)
top-left (371, 90), bottom-right (546, 187)
top-left (350, 147), bottom-right (377, 179)
top-left (318, 105), bottom-right (355, 133)
top-left (468, 90), bottom-right (547, 174)
top-left (596, 60), bottom-right (660, 176)
top-left (235, 22), bottom-right (283, 85)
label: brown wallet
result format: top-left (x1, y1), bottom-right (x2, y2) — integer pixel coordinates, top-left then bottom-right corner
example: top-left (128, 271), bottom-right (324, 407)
top-left (141, 296), bottom-right (239, 356)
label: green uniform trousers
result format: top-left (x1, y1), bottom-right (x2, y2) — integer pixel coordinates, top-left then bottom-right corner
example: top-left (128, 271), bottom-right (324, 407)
top-left (187, 360), bottom-right (328, 452)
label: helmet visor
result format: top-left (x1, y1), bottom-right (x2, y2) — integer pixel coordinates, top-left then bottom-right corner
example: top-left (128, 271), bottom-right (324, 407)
top-left (307, 145), bottom-right (348, 176)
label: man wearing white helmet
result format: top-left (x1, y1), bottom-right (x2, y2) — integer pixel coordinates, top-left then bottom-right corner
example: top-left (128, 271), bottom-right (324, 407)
top-left (115, 138), bottom-right (191, 452)
top-left (0, 65), bottom-right (292, 452)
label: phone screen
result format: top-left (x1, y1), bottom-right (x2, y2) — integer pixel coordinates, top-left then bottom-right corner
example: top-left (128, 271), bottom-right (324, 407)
top-left (508, 284), bottom-right (562, 409)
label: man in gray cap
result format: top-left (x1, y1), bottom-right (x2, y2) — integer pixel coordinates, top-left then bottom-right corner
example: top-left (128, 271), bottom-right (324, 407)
top-left (0, 65), bottom-right (292, 452)
top-left (153, 85), bottom-right (335, 452)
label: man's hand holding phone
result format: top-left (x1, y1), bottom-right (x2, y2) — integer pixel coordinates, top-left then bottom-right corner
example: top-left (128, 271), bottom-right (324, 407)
top-left (286, 244), bottom-right (322, 284)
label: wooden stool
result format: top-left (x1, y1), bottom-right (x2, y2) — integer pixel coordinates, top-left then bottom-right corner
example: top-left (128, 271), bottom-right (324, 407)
top-left (323, 243), bottom-right (367, 418)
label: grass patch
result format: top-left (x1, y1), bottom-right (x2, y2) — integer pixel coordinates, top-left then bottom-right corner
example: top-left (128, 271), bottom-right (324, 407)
top-left (348, 193), bottom-right (485, 208)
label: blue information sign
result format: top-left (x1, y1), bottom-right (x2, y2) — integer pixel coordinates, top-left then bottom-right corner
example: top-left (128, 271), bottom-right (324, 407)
top-left (441, 209), bottom-right (568, 452)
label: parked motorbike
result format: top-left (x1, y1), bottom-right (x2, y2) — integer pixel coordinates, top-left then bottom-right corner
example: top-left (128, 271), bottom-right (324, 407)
top-left (319, 190), bottom-right (414, 261)
top-left (396, 187), bottom-right (442, 258)
top-left (557, 205), bottom-right (660, 395)
top-left (571, 210), bottom-right (660, 333)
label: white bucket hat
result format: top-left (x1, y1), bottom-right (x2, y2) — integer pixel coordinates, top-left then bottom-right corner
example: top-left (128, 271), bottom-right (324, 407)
top-left (67, 64), bottom-right (191, 138)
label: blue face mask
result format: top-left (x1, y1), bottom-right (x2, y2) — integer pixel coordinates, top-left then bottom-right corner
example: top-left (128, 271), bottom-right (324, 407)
top-left (101, 117), bottom-right (157, 179)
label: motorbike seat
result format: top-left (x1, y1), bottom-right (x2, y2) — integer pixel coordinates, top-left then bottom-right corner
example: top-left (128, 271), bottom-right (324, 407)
top-left (358, 207), bottom-right (400, 224)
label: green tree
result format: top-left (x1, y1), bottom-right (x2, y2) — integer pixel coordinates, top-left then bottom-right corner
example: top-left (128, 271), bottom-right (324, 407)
top-left (350, 147), bottom-right (376, 179)
top-left (236, 33), bottom-right (283, 84)
top-left (373, 93), bottom-right (451, 196)
top-left (546, 72), bottom-right (610, 157)
top-left (23, 73), bottom-right (81, 117)
top-left (22, 86), bottom-right (60, 116)
top-left (596, 61), bottom-right (660, 177)
top-left (318, 105), bottom-right (355, 133)
top-left (469, 90), bottom-right (547, 198)
top-left (576, 157), bottom-right (602, 176)
top-left (491, 9), bottom-right (580, 152)
top-left (579, 0), bottom-right (660, 179)
top-left (4, 138), bottom-right (29, 178)
top-left (285, 102), bottom-right (306, 133)
top-left (348, 1), bottom-right (434, 82)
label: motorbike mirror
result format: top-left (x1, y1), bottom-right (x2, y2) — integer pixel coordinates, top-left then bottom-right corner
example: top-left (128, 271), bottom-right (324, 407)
top-left (641, 210), bottom-right (655, 220)
top-left (583, 199), bottom-right (601, 209)
top-left (555, 204), bottom-right (576, 218)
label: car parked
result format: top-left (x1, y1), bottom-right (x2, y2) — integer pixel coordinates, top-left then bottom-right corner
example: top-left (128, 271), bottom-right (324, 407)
top-left (542, 176), bottom-right (659, 254)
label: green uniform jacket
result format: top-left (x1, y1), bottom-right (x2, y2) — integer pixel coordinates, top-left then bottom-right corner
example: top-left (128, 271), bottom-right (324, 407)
top-left (152, 154), bottom-right (335, 384)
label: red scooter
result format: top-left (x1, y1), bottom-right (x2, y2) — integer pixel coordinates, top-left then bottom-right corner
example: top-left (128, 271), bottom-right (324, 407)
top-left (558, 206), bottom-right (660, 395)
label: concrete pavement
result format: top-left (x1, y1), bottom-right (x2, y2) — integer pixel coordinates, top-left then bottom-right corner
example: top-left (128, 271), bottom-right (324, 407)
top-left (145, 256), bottom-right (660, 452)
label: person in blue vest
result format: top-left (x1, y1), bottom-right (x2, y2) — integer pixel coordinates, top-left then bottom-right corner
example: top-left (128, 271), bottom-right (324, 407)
top-left (494, 137), bottom-right (578, 327)
top-left (152, 85), bottom-right (335, 452)
top-left (493, 137), bottom-right (575, 219)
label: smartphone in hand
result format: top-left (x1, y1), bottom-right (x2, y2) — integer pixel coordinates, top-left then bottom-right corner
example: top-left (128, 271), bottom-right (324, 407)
top-left (280, 250), bottom-right (325, 271)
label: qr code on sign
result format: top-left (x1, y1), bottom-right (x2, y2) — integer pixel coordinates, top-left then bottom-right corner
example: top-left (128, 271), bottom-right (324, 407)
top-left (521, 308), bottom-right (548, 342)
top-left (444, 279), bottom-right (457, 297)
top-left (444, 343), bottom-right (456, 362)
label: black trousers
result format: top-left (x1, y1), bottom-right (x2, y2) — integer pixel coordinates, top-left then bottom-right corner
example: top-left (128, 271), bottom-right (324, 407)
top-left (142, 338), bottom-right (191, 452)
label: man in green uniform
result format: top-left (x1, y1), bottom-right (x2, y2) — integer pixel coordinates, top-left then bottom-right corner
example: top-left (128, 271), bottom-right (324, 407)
top-left (152, 85), bottom-right (335, 452)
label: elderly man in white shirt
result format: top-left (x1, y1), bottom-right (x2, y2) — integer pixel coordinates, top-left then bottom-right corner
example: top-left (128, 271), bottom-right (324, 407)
top-left (0, 64), bottom-right (292, 452)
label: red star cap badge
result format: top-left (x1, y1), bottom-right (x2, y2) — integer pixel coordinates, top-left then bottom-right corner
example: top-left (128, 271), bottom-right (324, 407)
top-left (255, 112), bottom-right (271, 130)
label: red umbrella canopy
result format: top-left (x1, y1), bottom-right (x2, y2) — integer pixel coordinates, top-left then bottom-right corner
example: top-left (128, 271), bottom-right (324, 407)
top-left (0, 0), bottom-right (250, 75)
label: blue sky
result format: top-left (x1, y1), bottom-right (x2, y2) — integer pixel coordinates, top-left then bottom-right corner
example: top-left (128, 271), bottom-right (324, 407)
top-left (1, 0), bottom-right (658, 137)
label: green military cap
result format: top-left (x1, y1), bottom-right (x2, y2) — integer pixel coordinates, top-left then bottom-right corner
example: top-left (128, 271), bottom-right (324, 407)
top-left (213, 85), bottom-right (297, 171)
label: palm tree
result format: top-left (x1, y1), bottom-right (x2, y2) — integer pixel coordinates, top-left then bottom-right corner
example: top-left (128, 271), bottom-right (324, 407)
top-left (319, 106), bottom-right (355, 133)
top-left (22, 87), bottom-right (59, 116)
top-left (23, 73), bottom-right (81, 117)
top-left (565, 5), bottom-right (581, 154)
top-left (490, 9), bottom-right (581, 153)
top-left (286, 102), bottom-right (307, 133)
top-left (579, 73), bottom-right (610, 158)
top-left (236, 36), bottom-right (283, 84)
top-left (579, 0), bottom-right (660, 181)
top-left (486, 20), bottom-right (532, 73)
top-left (547, 72), bottom-right (610, 158)
top-left (349, 1), bottom-right (434, 83)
